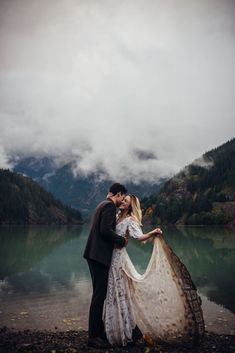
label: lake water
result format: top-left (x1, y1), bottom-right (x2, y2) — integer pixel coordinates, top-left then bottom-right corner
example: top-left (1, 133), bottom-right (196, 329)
top-left (0, 225), bottom-right (235, 334)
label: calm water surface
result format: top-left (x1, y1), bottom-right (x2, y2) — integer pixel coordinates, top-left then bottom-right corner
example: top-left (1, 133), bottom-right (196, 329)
top-left (0, 225), bottom-right (235, 334)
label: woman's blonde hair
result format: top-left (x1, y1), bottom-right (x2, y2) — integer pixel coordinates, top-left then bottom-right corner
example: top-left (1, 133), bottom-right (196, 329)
top-left (128, 194), bottom-right (142, 225)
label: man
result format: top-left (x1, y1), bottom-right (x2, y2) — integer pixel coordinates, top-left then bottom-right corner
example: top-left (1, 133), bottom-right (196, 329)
top-left (83, 182), bottom-right (127, 348)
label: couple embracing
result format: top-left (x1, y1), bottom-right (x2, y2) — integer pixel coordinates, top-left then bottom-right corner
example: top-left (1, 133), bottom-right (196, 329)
top-left (83, 183), bottom-right (204, 349)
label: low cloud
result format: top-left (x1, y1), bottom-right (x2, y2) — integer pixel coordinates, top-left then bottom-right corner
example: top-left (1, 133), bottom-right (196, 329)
top-left (0, 0), bottom-right (234, 182)
top-left (0, 145), bottom-right (13, 170)
top-left (191, 156), bottom-right (214, 169)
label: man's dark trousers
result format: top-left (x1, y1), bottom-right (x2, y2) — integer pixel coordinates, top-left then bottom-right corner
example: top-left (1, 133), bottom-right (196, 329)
top-left (87, 259), bottom-right (109, 339)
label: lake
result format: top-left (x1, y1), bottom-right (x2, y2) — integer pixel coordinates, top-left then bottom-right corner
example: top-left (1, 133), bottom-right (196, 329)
top-left (0, 225), bottom-right (235, 334)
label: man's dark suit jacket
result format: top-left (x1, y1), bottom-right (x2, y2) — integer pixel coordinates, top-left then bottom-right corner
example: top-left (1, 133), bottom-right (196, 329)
top-left (83, 198), bottom-right (126, 267)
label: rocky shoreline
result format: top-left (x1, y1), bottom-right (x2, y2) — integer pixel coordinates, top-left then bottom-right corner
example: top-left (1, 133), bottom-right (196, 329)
top-left (0, 327), bottom-right (235, 353)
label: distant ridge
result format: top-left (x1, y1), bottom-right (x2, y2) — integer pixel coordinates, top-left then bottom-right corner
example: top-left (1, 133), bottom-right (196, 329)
top-left (142, 138), bottom-right (235, 226)
top-left (0, 169), bottom-right (83, 225)
top-left (13, 158), bottom-right (163, 216)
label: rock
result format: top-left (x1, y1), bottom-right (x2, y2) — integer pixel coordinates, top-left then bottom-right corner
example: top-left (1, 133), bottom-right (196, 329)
top-left (0, 328), bottom-right (235, 353)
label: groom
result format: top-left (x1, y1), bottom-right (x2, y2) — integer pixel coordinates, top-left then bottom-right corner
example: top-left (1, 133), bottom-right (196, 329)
top-left (83, 182), bottom-right (127, 348)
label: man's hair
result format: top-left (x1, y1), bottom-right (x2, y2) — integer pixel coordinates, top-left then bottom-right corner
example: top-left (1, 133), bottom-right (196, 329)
top-left (109, 182), bottom-right (127, 195)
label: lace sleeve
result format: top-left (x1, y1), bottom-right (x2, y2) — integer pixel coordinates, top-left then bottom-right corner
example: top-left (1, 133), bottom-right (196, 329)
top-left (128, 218), bottom-right (143, 238)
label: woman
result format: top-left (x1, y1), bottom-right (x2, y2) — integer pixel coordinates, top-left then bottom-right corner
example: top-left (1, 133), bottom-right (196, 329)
top-left (103, 195), bottom-right (204, 347)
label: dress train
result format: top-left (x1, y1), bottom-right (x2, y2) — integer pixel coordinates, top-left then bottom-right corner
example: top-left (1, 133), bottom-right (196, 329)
top-left (104, 232), bottom-right (204, 347)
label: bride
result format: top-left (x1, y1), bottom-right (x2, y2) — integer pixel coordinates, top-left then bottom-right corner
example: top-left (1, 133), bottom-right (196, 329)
top-left (103, 194), bottom-right (205, 347)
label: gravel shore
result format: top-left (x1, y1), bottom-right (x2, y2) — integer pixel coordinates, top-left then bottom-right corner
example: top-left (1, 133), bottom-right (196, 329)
top-left (1, 327), bottom-right (235, 353)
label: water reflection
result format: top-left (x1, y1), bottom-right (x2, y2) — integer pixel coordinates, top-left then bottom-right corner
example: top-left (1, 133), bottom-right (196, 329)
top-left (0, 226), bottom-right (83, 279)
top-left (0, 225), bottom-right (234, 334)
top-left (163, 227), bottom-right (235, 314)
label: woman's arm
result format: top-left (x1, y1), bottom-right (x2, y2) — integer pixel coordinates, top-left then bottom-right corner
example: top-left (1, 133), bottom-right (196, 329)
top-left (138, 227), bottom-right (162, 242)
top-left (128, 216), bottom-right (162, 242)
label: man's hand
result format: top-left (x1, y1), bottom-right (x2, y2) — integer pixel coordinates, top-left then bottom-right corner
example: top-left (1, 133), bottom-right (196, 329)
top-left (115, 231), bottom-right (128, 249)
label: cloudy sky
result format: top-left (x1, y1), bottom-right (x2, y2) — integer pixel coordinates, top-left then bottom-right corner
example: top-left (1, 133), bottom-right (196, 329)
top-left (0, 0), bottom-right (234, 182)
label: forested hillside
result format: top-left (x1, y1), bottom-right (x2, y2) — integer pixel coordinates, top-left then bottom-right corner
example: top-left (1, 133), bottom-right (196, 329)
top-left (142, 138), bottom-right (235, 225)
top-left (0, 169), bottom-right (83, 225)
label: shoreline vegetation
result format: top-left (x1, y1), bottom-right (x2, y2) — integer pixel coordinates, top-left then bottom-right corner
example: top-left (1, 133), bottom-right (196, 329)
top-left (0, 169), bottom-right (83, 225)
top-left (0, 328), bottom-right (235, 353)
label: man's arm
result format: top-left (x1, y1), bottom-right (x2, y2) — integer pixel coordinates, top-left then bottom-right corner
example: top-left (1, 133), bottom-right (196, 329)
top-left (99, 203), bottom-right (126, 248)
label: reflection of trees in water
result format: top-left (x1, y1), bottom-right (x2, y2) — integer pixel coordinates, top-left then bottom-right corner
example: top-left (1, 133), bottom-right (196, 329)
top-left (164, 227), bottom-right (235, 314)
top-left (127, 226), bottom-right (235, 313)
top-left (1, 225), bottom-right (235, 315)
top-left (0, 225), bottom-right (83, 279)
top-left (29, 227), bottom-right (90, 289)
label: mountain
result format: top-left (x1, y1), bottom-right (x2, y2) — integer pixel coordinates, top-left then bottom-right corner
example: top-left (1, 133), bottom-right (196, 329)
top-left (0, 169), bottom-right (83, 225)
top-left (142, 138), bottom-right (235, 226)
top-left (13, 157), bottom-right (164, 217)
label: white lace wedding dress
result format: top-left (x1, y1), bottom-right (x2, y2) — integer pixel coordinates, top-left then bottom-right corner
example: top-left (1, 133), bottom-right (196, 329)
top-left (103, 217), bottom-right (204, 347)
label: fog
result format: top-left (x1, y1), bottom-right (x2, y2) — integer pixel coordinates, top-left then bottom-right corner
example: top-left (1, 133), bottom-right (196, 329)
top-left (0, 0), bottom-right (234, 182)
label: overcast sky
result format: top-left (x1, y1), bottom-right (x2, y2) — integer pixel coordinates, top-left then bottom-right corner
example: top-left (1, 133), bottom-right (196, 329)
top-left (0, 0), bottom-right (234, 183)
